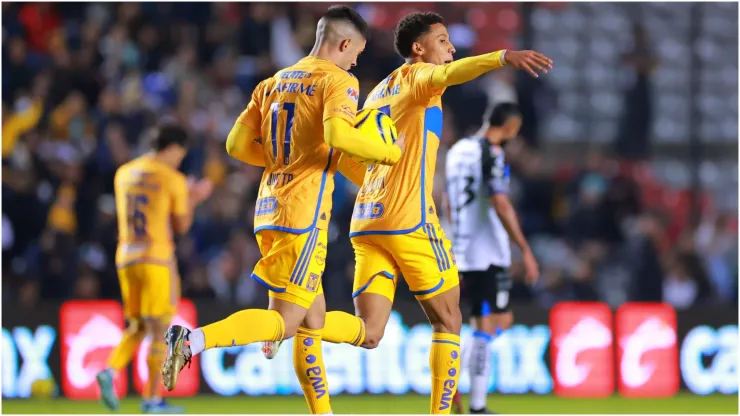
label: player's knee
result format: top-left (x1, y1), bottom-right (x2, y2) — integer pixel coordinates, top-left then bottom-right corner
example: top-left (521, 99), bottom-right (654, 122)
top-left (496, 312), bottom-right (514, 331)
top-left (142, 317), bottom-right (170, 338)
top-left (124, 318), bottom-right (147, 340)
top-left (474, 314), bottom-right (498, 335)
top-left (281, 323), bottom-right (298, 339)
top-left (360, 324), bottom-right (386, 350)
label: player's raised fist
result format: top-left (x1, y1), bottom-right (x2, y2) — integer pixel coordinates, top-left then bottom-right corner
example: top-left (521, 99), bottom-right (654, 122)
top-left (505, 50), bottom-right (553, 78)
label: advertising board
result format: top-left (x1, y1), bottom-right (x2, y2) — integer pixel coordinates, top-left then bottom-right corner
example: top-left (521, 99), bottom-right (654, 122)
top-left (2, 300), bottom-right (736, 399)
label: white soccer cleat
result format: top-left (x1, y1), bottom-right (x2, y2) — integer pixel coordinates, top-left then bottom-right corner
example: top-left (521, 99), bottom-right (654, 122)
top-left (262, 340), bottom-right (283, 359)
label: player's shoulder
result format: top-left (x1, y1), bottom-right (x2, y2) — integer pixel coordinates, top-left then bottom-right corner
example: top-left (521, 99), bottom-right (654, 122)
top-left (114, 156), bottom-right (145, 185)
top-left (322, 64), bottom-right (358, 89)
top-left (256, 77), bottom-right (277, 93)
top-left (405, 61), bottom-right (435, 73)
top-left (163, 164), bottom-right (187, 180)
top-left (116, 155), bottom-right (143, 174)
top-left (288, 57), bottom-right (356, 82)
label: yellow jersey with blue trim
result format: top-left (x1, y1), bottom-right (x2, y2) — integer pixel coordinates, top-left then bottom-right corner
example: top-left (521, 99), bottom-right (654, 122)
top-left (114, 155), bottom-right (189, 267)
top-left (238, 56), bottom-right (361, 234)
top-left (350, 62), bottom-right (445, 236)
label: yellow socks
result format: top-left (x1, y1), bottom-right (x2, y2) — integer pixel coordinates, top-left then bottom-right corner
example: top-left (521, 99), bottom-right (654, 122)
top-left (429, 333), bottom-right (461, 414)
top-left (322, 311), bottom-right (365, 346)
top-left (107, 321), bottom-right (144, 371)
top-left (144, 339), bottom-right (166, 400)
top-left (201, 309), bottom-right (285, 350)
top-left (293, 327), bottom-right (332, 414)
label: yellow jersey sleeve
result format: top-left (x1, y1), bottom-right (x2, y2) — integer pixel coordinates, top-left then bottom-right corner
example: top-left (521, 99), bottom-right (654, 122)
top-left (322, 72), bottom-right (359, 124)
top-left (237, 79), bottom-right (273, 131)
top-left (171, 172), bottom-right (189, 217)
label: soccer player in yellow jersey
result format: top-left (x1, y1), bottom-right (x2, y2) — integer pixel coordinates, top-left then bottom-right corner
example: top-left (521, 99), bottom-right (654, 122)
top-left (266, 12), bottom-right (551, 414)
top-left (96, 124), bottom-right (213, 413)
top-left (160, 6), bottom-right (403, 415)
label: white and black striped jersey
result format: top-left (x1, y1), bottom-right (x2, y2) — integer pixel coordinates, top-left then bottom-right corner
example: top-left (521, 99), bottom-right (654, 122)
top-left (445, 137), bottom-right (511, 271)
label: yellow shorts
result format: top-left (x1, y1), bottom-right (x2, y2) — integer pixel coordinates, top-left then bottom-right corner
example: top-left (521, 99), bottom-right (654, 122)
top-left (351, 223), bottom-right (459, 302)
top-left (117, 262), bottom-right (179, 321)
top-left (252, 228), bottom-right (327, 309)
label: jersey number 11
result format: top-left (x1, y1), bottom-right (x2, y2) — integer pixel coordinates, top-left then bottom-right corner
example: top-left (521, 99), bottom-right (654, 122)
top-left (270, 101), bottom-right (296, 165)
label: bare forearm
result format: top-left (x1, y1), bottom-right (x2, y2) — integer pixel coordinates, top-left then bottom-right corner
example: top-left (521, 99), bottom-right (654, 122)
top-left (492, 196), bottom-right (530, 253)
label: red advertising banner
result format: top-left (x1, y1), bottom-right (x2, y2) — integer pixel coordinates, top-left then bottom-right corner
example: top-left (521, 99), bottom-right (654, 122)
top-left (60, 300), bottom-right (128, 400)
top-left (616, 302), bottom-right (679, 397)
top-left (550, 302), bottom-right (614, 398)
top-left (60, 299), bottom-right (199, 400)
top-left (132, 299), bottom-right (200, 397)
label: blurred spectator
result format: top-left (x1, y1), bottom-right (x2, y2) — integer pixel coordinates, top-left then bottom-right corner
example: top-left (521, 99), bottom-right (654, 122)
top-left (515, 150), bottom-right (557, 236)
top-left (695, 213), bottom-right (737, 302)
top-left (625, 211), bottom-right (667, 302)
top-left (616, 23), bottom-right (659, 160)
top-left (18, 3), bottom-right (62, 53)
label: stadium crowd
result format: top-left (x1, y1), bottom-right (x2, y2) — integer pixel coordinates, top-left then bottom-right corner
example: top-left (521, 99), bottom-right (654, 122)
top-left (2, 2), bottom-right (737, 311)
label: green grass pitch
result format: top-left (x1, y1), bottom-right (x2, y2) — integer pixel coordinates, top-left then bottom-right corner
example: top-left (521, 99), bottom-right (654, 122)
top-left (3, 393), bottom-right (737, 414)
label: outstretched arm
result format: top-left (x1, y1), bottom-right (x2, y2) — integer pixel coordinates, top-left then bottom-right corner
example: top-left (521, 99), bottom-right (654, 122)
top-left (423, 50), bottom-right (553, 89)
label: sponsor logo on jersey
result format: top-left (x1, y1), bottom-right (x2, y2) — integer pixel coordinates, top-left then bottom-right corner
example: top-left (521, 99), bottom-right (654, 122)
top-left (306, 273), bottom-right (320, 292)
top-left (346, 87), bottom-right (359, 103)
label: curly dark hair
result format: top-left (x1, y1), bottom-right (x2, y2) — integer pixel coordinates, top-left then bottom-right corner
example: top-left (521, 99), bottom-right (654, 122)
top-left (393, 12), bottom-right (445, 58)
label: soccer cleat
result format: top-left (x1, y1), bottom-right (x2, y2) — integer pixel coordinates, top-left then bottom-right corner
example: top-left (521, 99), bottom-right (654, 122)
top-left (161, 325), bottom-right (192, 392)
top-left (470, 407), bottom-right (495, 414)
top-left (261, 340), bottom-right (283, 359)
top-left (141, 399), bottom-right (185, 414)
top-left (96, 370), bottom-right (119, 411)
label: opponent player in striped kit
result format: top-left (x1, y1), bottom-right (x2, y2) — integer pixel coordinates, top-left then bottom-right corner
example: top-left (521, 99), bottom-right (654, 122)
top-left (445, 103), bottom-right (539, 414)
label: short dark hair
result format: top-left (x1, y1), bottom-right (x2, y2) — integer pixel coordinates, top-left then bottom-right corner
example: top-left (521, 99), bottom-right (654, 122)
top-left (323, 5), bottom-right (371, 40)
top-left (488, 103), bottom-right (521, 127)
top-left (151, 123), bottom-right (189, 151)
top-left (394, 12), bottom-right (444, 58)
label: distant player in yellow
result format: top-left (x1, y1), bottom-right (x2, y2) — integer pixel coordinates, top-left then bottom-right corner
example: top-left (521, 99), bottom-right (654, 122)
top-left (97, 124), bottom-right (213, 413)
top-left (160, 6), bottom-right (403, 415)
top-left (262, 12), bottom-right (552, 414)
